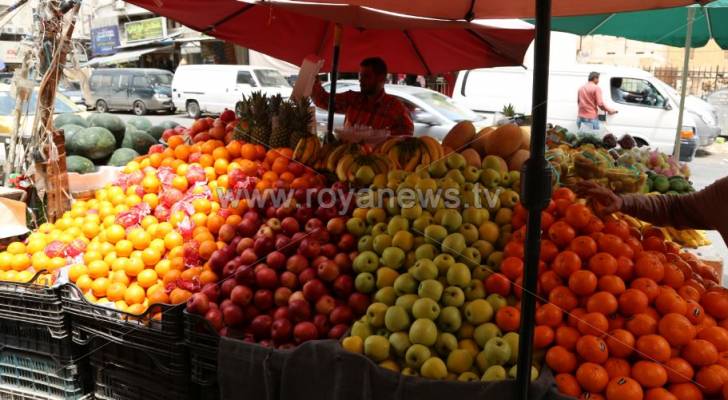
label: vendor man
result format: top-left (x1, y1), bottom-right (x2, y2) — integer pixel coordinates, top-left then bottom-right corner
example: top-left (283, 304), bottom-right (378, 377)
top-left (312, 57), bottom-right (414, 136)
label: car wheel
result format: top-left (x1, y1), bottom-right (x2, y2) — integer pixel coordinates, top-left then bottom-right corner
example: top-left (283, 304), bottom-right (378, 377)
top-left (96, 99), bottom-right (108, 113)
top-left (186, 100), bottom-right (201, 119)
top-left (635, 137), bottom-right (649, 147)
top-left (133, 101), bottom-right (147, 116)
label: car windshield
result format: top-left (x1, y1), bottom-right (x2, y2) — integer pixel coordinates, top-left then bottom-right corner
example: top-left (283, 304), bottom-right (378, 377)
top-left (412, 91), bottom-right (479, 122)
top-left (0, 91), bottom-right (78, 115)
top-left (254, 70), bottom-right (290, 88)
top-left (148, 73), bottom-right (172, 86)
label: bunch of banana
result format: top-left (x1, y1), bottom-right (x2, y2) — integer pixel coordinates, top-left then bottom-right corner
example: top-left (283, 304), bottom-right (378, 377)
top-left (335, 153), bottom-right (393, 184)
top-left (292, 135), bottom-right (322, 166)
top-left (376, 136), bottom-right (444, 172)
top-left (664, 227), bottom-right (711, 248)
top-left (312, 142), bottom-right (337, 170)
top-left (325, 143), bottom-right (364, 172)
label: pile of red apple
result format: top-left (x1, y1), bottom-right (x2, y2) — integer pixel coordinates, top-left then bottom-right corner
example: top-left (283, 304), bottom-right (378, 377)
top-left (186, 188), bottom-right (367, 348)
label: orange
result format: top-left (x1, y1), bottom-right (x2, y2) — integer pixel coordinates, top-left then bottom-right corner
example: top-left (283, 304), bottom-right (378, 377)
top-left (106, 282), bottom-right (127, 301)
top-left (199, 154), bottom-right (214, 168)
top-left (128, 229), bottom-right (152, 250)
top-left (126, 303), bottom-right (147, 315)
top-left (191, 213), bottom-right (208, 227)
top-left (68, 264), bottom-right (89, 282)
top-left (240, 143), bottom-right (256, 160)
top-left (147, 287), bottom-right (170, 305)
top-left (192, 198), bottom-right (212, 214)
top-left (91, 277), bottom-right (110, 297)
top-left (181, 267), bottom-right (202, 281)
top-left (111, 257), bottom-right (129, 272)
top-left (164, 231), bottom-right (184, 250)
top-left (125, 257), bottom-right (145, 277)
top-left (546, 346), bottom-right (578, 373)
top-left (199, 241), bottom-right (217, 260)
top-left (88, 260), bottom-right (110, 279)
top-left (141, 248), bottom-right (161, 267)
top-left (141, 175), bottom-right (160, 194)
top-left (154, 259), bottom-right (171, 277)
top-left (163, 269), bottom-right (182, 284)
top-left (169, 288), bottom-right (192, 304)
top-left (212, 147), bottom-right (229, 160)
top-left (106, 224), bottom-right (126, 244)
top-left (174, 144), bottom-right (190, 161)
top-left (110, 270), bottom-right (130, 286)
top-left (6, 242), bottom-right (26, 255)
top-left (206, 214), bottom-right (225, 234)
top-left (262, 171), bottom-right (278, 182)
top-left (226, 141), bottom-right (242, 158)
top-left (136, 269), bottom-right (158, 289)
top-left (172, 176), bottom-right (188, 191)
top-left (83, 251), bottom-right (103, 264)
top-left (124, 285), bottom-right (146, 305)
top-left (199, 269), bottom-right (217, 285)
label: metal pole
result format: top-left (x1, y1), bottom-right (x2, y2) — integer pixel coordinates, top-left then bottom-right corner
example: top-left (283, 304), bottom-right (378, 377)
top-left (326, 24), bottom-right (342, 143)
top-left (674, 6), bottom-right (695, 159)
top-left (516, 0), bottom-right (552, 398)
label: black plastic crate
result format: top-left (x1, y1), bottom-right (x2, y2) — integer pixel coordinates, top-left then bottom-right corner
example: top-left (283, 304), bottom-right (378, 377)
top-left (184, 311), bottom-right (219, 387)
top-left (0, 272), bottom-right (66, 338)
top-left (59, 284), bottom-right (187, 376)
top-left (0, 347), bottom-right (91, 400)
top-left (0, 319), bottom-right (84, 365)
top-left (90, 341), bottom-right (191, 400)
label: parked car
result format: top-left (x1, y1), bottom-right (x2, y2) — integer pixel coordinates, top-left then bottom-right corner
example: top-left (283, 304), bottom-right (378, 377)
top-left (87, 68), bottom-right (174, 115)
top-left (653, 80), bottom-right (720, 147)
top-left (0, 84), bottom-right (88, 146)
top-left (316, 80), bottom-right (487, 141)
top-left (172, 65), bottom-right (292, 118)
top-left (707, 88), bottom-right (728, 138)
top-left (59, 81), bottom-right (86, 108)
top-left (453, 64), bottom-right (706, 154)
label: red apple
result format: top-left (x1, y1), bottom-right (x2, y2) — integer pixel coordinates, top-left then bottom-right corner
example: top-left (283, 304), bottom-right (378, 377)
top-left (315, 295), bottom-right (336, 315)
top-left (222, 303), bottom-right (244, 327)
top-left (230, 285), bottom-right (253, 307)
top-left (240, 248), bottom-right (258, 266)
top-left (286, 255), bottom-right (308, 274)
top-left (221, 279), bottom-right (238, 298)
top-left (186, 293), bottom-right (210, 315)
top-left (250, 315), bottom-right (273, 339)
top-left (201, 283), bottom-right (220, 303)
top-left (305, 218), bottom-right (324, 234)
top-left (328, 324), bottom-right (348, 339)
top-left (334, 253), bottom-right (352, 273)
top-left (279, 271), bottom-right (298, 289)
top-left (267, 218), bottom-right (281, 231)
top-left (289, 291), bottom-right (306, 303)
top-left (317, 261), bottom-right (340, 282)
top-left (275, 235), bottom-right (293, 255)
top-left (236, 237), bottom-right (254, 254)
top-left (272, 306), bottom-right (289, 320)
top-left (235, 266), bottom-right (255, 285)
top-left (293, 321), bottom-right (318, 343)
top-left (243, 304), bottom-right (260, 322)
top-left (312, 314), bottom-right (330, 336)
top-left (266, 251), bottom-right (286, 270)
top-left (255, 267), bottom-right (278, 289)
top-left (298, 238), bottom-right (320, 258)
top-left (295, 207), bottom-right (313, 224)
top-left (320, 243), bottom-right (337, 259)
top-left (254, 236), bottom-right (274, 255)
top-left (205, 307), bottom-right (224, 331)
top-left (303, 279), bottom-right (326, 302)
top-left (326, 217), bottom-right (346, 235)
top-left (274, 287), bottom-right (292, 307)
top-left (347, 293), bottom-right (370, 316)
top-left (271, 319), bottom-right (292, 342)
top-left (289, 299), bottom-right (311, 322)
top-left (329, 305), bottom-right (353, 325)
top-left (281, 217), bottom-right (300, 235)
top-left (332, 275), bottom-right (354, 298)
top-left (254, 289), bottom-right (274, 310)
top-left (237, 219), bottom-right (259, 237)
top-left (337, 233), bottom-right (355, 251)
top-left (298, 268), bottom-right (317, 285)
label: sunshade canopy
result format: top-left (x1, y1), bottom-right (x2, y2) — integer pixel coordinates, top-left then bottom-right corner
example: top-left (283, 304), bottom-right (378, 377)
top-left (124, 0), bottom-right (535, 75)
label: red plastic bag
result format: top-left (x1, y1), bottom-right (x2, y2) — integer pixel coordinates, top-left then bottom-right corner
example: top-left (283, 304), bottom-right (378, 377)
top-left (116, 202), bottom-right (152, 228)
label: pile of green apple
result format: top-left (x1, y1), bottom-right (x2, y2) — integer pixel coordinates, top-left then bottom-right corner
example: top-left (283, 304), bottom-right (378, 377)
top-left (340, 153), bottom-right (539, 381)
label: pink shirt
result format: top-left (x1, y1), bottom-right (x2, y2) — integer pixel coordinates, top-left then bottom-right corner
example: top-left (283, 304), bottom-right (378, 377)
top-left (577, 81), bottom-right (607, 119)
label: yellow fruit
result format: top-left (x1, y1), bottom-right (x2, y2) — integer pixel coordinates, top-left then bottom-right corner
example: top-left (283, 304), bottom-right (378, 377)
top-left (191, 213), bottom-right (207, 227)
top-left (110, 270), bottom-right (130, 286)
top-left (169, 211), bottom-right (186, 227)
top-left (149, 239), bottom-right (166, 254)
top-left (84, 291), bottom-right (97, 303)
top-left (125, 257), bottom-right (144, 277)
top-left (143, 193), bottom-right (159, 209)
top-left (83, 251), bottom-right (103, 264)
top-left (192, 198), bottom-right (212, 214)
top-left (26, 239), bottom-right (46, 254)
top-left (164, 231), bottom-right (184, 250)
top-left (128, 229), bottom-right (151, 250)
top-left (106, 282), bottom-right (127, 302)
top-left (141, 175), bottom-right (160, 194)
top-left (125, 194), bottom-right (142, 208)
top-left (10, 254), bottom-right (30, 271)
top-left (342, 336), bottom-right (364, 353)
top-left (99, 242), bottom-right (115, 256)
top-left (141, 248), bottom-right (161, 267)
top-left (124, 161), bottom-right (140, 174)
top-left (68, 264), bottom-right (89, 282)
top-left (111, 257), bottom-right (129, 272)
top-left (58, 233), bottom-right (75, 244)
top-left (124, 285), bottom-right (145, 305)
top-left (16, 270), bottom-right (34, 283)
top-left (49, 257), bottom-right (67, 271)
top-left (103, 252), bottom-right (117, 266)
top-left (141, 216), bottom-right (158, 229)
top-left (136, 269), bottom-right (158, 289)
top-left (7, 242), bottom-right (26, 255)
top-left (39, 223), bottom-right (55, 233)
top-left (3, 270), bottom-right (17, 282)
top-left (154, 259), bottom-right (171, 277)
top-left (155, 222), bottom-right (173, 238)
top-left (115, 240), bottom-right (134, 257)
top-left (88, 260), bottom-right (110, 279)
top-left (106, 225), bottom-right (126, 244)
top-left (91, 277), bottom-right (110, 297)
top-left (0, 252), bottom-right (13, 270)
top-left (76, 275), bottom-right (93, 292)
top-left (114, 300), bottom-right (128, 312)
top-left (81, 222), bottom-right (100, 239)
top-left (31, 253), bottom-right (50, 271)
top-left (126, 303), bottom-right (147, 315)
top-left (114, 204), bottom-right (129, 214)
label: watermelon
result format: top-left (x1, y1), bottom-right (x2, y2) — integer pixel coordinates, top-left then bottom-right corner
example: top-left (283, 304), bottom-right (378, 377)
top-left (66, 155), bottom-right (96, 174)
top-left (147, 125), bottom-right (166, 140)
top-left (87, 113), bottom-right (125, 147)
top-left (108, 148), bottom-right (139, 167)
top-left (55, 113), bottom-right (88, 128)
top-left (127, 116), bottom-right (152, 132)
top-left (69, 127), bottom-right (116, 160)
top-left (61, 124), bottom-right (85, 155)
top-left (122, 127), bottom-right (157, 155)
top-left (159, 120), bottom-right (179, 130)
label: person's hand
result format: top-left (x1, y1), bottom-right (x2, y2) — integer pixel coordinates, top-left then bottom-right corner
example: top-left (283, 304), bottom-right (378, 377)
top-left (608, 109), bottom-right (618, 115)
top-left (575, 180), bottom-right (623, 215)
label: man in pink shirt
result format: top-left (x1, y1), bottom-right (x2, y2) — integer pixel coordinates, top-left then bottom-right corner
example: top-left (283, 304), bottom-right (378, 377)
top-left (577, 72), bottom-right (617, 130)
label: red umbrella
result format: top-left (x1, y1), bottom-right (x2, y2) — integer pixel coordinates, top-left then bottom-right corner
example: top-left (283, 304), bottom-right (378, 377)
top-left (123, 0), bottom-right (535, 75)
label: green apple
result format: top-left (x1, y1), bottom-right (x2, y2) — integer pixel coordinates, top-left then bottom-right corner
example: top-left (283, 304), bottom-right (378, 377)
top-left (376, 267), bottom-right (399, 289)
top-left (508, 365), bottom-right (539, 382)
top-left (401, 367), bottom-right (418, 376)
top-left (409, 319), bottom-right (438, 347)
top-left (424, 225), bottom-right (448, 245)
top-left (494, 208), bottom-right (513, 227)
top-left (412, 215), bottom-right (433, 233)
top-left (392, 231), bottom-right (414, 252)
top-left (358, 235), bottom-right (375, 253)
top-left (437, 306), bottom-right (462, 333)
top-left (464, 299), bottom-right (493, 324)
top-left (400, 203), bottom-right (423, 220)
top-left (371, 222), bottom-right (388, 237)
top-left (486, 251), bottom-right (504, 270)
top-left (385, 196), bottom-right (401, 216)
top-left (374, 287), bottom-right (397, 305)
top-left (418, 279), bottom-right (444, 302)
top-left (442, 286), bottom-right (465, 307)
top-left (499, 189), bottom-right (520, 208)
top-left (447, 349), bottom-right (474, 374)
top-left (461, 207), bottom-right (483, 226)
top-left (381, 247), bottom-right (405, 269)
top-left (479, 168), bottom-right (501, 189)
top-left (412, 297), bottom-right (440, 320)
top-left (366, 303), bottom-right (388, 328)
top-left (386, 216), bottom-right (408, 236)
top-left (472, 240), bottom-right (494, 259)
top-left (483, 337), bottom-right (511, 366)
top-left (411, 259), bottom-right (438, 281)
top-left (435, 332), bottom-right (458, 356)
top-left (462, 166), bottom-right (481, 183)
top-left (372, 234), bottom-right (392, 255)
top-left (428, 159), bottom-right (448, 178)
top-left (433, 253), bottom-right (455, 275)
top-left (366, 208), bottom-right (387, 225)
top-left (481, 365), bottom-right (507, 382)
top-left (414, 244), bottom-right (437, 261)
top-left (385, 305), bottom-right (411, 332)
top-left (445, 153), bottom-right (467, 170)
top-left (404, 251), bottom-right (417, 269)
top-left (364, 335), bottom-right (390, 362)
top-left (395, 294), bottom-right (419, 314)
top-left (482, 155), bottom-right (507, 175)
top-left (486, 294), bottom-right (508, 312)
top-left (353, 251), bottom-right (379, 273)
top-left (474, 323), bottom-right (502, 347)
top-left (388, 332), bottom-right (412, 357)
top-left (355, 272), bottom-right (375, 293)
top-left (441, 233), bottom-right (466, 256)
top-left (445, 169), bottom-right (465, 186)
top-left (500, 172), bottom-right (513, 187)
top-left (503, 332), bottom-right (520, 364)
top-left (472, 266), bottom-right (490, 281)
top-left (405, 344), bottom-right (431, 369)
top-left (440, 209), bottom-right (463, 233)
top-left (446, 263), bottom-right (471, 288)
top-left (393, 273), bottom-right (418, 295)
top-left (459, 247), bottom-right (481, 269)
top-left (351, 320), bottom-right (372, 340)
top-left (346, 217), bottom-right (367, 237)
top-left (458, 224), bottom-right (480, 245)
top-left (464, 280), bottom-right (486, 301)
top-left (420, 357), bottom-right (448, 379)
top-left (458, 372), bottom-right (480, 382)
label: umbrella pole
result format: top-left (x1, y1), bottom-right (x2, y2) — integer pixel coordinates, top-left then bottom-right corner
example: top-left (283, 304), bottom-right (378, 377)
top-left (674, 7), bottom-right (695, 159)
top-left (516, 0), bottom-right (552, 398)
top-left (326, 24), bottom-right (342, 143)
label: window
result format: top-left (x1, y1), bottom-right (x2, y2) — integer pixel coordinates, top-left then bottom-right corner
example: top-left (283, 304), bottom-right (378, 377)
top-left (610, 77), bottom-right (666, 108)
top-left (148, 73), bottom-right (172, 85)
top-left (115, 74), bottom-right (130, 90)
top-left (412, 91), bottom-right (479, 122)
top-left (132, 75), bottom-right (149, 88)
top-left (89, 74), bottom-right (112, 90)
top-left (236, 71), bottom-right (255, 86)
top-left (254, 69), bottom-right (290, 88)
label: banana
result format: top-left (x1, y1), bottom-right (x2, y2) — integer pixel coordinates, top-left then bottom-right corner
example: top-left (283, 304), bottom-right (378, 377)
top-left (419, 143), bottom-right (431, 166)
top-left (403, 147), bottom-right (421, 172)
top-left (336, 154), bottom-right (355, 182)
top-left (377, 137), bottom-right (401, 155)
top-left (419, 136), bottom-right (443, 161)
top-left (387, 147), bottom-right (401, 169)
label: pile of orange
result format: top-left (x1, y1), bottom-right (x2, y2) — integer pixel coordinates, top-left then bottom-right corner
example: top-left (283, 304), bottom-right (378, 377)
top-left (505, 187), bottom-right (728, 400)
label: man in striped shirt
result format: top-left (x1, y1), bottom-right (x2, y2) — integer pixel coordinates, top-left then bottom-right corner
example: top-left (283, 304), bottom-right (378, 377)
top-left (313, 57), bottom-right (414, 137)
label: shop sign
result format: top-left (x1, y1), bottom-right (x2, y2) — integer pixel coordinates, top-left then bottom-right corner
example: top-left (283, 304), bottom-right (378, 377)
top-left (91, 25), bottom-right (120, 56)
top-left (0, 41), bottom-right (22, 64)
top-left (125, 17), bottom-right (166, 43)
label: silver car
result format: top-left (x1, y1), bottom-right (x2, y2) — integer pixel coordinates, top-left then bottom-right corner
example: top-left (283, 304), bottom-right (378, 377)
top-left (316, 81), bottom-right (487, 141)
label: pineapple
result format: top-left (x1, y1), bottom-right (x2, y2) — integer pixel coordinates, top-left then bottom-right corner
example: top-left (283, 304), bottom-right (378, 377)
top-left (233, 97), bottom-right (253, 142)
top-left (270, 100), bottom-right (293, 149)
top-left (289, 97), bottom-right (314, 148)
top-left (249, 92), bottom-right (271, 146)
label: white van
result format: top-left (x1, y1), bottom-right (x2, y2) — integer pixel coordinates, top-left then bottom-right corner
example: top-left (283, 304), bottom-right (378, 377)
top-left (172, 65), bottom-right (293, 118)
top-left (453, 64), bottom-right (705, 154)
